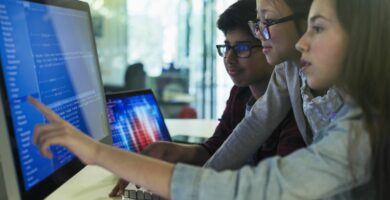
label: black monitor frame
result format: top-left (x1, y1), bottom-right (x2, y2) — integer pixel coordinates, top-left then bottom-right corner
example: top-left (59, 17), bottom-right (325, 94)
top-left (0, 0), bottom-right (110, 199)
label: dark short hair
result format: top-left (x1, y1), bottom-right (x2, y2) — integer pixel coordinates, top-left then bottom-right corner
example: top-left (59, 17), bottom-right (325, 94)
top-left (285, 0), bottom-right (312, 15)
top-left (217, 0), bottom-right (257, 37)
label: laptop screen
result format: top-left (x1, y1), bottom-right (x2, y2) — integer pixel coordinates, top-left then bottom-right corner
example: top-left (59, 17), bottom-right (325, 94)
top-left (106, 90), bottom-right (171, 153)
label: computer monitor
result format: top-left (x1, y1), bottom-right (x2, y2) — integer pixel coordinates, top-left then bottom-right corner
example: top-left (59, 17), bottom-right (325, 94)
top-left (0, 0), bottom-right (111, 199)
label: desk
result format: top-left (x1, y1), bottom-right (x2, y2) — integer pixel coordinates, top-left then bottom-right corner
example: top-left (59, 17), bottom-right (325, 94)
top-left (46, 166), bottom-right (118, 200)
top-left (165, 119), bottom-right (218, 138)
top-left (46, 119), bottom-right (218, 200)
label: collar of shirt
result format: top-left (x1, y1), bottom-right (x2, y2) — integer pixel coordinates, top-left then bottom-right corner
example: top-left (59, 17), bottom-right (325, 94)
top-left (299, 70), bottom-right (344, 140)
top-left (245, 96), bottom-right (256, 117)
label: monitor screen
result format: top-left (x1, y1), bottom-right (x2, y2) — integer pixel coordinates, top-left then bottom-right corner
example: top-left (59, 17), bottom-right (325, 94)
top-left (0, 0), bottom-right (110, 199)
top-left (106, 90), bottom-right (171, 153)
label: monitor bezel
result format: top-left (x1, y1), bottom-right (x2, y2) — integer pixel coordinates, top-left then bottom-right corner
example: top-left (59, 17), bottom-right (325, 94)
top-left (0, 0), bottom-right (111, 199)
top-left (105, 89), bottom-right (173, 146)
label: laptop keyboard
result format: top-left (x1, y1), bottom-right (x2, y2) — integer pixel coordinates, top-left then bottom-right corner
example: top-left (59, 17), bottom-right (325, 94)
top-left (122, 189), bottom-right (162, 200)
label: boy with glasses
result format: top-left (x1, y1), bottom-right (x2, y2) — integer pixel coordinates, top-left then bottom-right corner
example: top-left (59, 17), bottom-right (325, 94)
top-left (109, 0), bottom-right (306, 196)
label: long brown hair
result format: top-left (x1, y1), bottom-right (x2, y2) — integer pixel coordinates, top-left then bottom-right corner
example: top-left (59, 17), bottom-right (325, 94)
top-left (336, 0), bottom-right (390, 199)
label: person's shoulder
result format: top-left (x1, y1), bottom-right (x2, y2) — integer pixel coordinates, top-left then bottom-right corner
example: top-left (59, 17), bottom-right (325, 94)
top-left (309, 102), bottom-right (366, 145)
top-left (325, 102), bottom-right (365, 138)
top-left (269, 61), bottom-right (301, 87)
top-left (333, 91), bottom-right (363, 122)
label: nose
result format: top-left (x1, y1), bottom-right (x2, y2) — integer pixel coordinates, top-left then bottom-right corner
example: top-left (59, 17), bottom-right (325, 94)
top-left (296, 32), bottom-right (309, 53)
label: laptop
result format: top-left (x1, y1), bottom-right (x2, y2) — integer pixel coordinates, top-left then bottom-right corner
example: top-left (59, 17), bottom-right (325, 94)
top-left (105, 89), bottom-right (171, 200)
top-left (106, 89), bottom-right (172, 152)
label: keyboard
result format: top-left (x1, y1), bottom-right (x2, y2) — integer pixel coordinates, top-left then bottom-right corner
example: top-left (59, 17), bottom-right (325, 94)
top-left (122, 184), bottom-right (162, 200)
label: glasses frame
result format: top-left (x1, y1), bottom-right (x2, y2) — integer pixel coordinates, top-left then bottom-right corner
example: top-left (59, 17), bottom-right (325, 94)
top-left (216, 43), bottom-right (263, 58)
top-left (248, 13), bottom-right (306, 40)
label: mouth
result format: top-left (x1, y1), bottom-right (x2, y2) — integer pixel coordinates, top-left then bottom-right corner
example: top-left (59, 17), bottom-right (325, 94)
top-left (300, 59), bottom-right (312, 69)
top-left (226, 67), bottom-right (243, 76)
top-left (262, 46), bottom-right (272, 54)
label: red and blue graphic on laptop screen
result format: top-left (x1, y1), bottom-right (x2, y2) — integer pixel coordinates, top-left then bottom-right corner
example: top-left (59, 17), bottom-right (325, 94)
top-left (106, 91), bottom-right (171, 152)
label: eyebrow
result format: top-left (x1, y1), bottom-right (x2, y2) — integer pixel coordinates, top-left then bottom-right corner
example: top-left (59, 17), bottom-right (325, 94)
top-left (309, 15), bottom-right (331, 23)
top-left (258, 9), bottom-right (275, 16)
top-left (224, 40), bottom-right (255, 44)
top-left (256, 8), bottom-right (276, 18)
top-left (259, 9), bottom-right (269, 14)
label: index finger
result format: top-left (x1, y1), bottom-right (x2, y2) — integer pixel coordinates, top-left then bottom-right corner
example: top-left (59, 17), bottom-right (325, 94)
top-left (28, 96), bottom-right (61, 122)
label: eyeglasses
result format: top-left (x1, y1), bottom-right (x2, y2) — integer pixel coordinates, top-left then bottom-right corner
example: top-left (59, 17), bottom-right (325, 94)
top-left (216, 43), bottom-right (263, 58)
top-left (248, 13), bottom-right (306, 40)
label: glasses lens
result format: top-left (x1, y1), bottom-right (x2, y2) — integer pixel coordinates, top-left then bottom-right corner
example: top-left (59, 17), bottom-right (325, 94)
top-left (248, 20), bottom-right (269, 40)
top-left (234, 44), bottom-right (251, 58)
top-left (255, 25), bottom-right (261, 36)
top-left (248, 21), bottom-right (259, 38)
top-left (262, 27), bottom-right (270, 40)
top-left (217, 45), bottom-right (226, 57)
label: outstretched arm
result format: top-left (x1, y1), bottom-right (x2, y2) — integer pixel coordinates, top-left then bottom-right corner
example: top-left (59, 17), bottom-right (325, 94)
top-left (29, 97), bottom-right (372, 200)
top-left (29, 97), bottom-right (174, 199)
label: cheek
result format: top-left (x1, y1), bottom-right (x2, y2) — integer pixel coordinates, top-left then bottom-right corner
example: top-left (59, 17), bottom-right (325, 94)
top-left (311, 47), bottom-right (344, 87)
top-left (323, 41), bottom-right (344, 72)
top-left (276, 24), bottom-right (299, 43)
top-left (307, 31), bottom-right (347, 90)
top-left (268, 27), bottom-right (283, 46)
top-left (271, 26), bottom-right (299, 56)
top-left (244, 57), bottom-right (272, 75)
top-left (322, 33), bottom-right (347, 75)
top-left (239, 59), bottom-right (256, 72)
top-left (223, 59), bottom-right (230, 68)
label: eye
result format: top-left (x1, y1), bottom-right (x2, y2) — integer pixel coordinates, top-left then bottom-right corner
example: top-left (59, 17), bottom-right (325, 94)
top-left (311, 25), bottom-right (324, 33)
top-left (264, 19), bottom-right (276, 25)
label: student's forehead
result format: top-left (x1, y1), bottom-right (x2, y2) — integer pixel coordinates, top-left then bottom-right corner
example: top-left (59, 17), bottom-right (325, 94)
top-left (308, 0), bottom-right (336, 22)
top-left (257, 0), bottom-right (290, 16)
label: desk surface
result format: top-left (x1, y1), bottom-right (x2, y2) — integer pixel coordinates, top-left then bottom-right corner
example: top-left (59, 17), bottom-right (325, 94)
top-left (46, 166), bottom-right (118, 200)
top-left (165, 119), bottom-right (218, 138)
top-left (46, 119), bottom-right (218, 200)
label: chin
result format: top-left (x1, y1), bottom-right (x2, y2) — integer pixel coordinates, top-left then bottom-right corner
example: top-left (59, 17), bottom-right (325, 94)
top-left (306, 78), bottom-right (316, 89)
top-left (307, 79), bottom-right (325, 91)
top-left (233, 81), bottom-right (248, 87)
top-left (234, 83), bottom-right (245, 87)
top-left (266, 55), bottom-right (283, 66)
